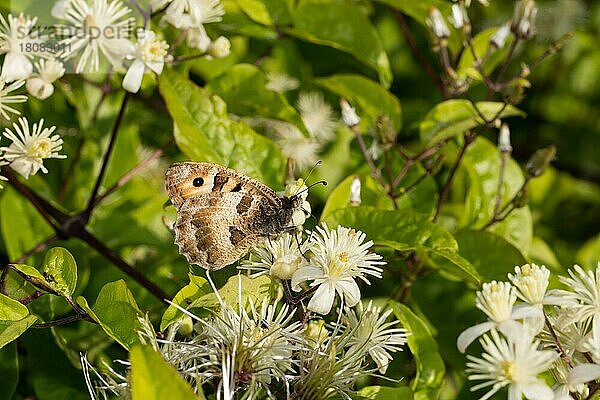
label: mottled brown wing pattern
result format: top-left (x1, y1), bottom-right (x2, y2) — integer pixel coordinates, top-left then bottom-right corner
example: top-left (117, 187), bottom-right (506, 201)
top-left (165, 162), bottom-right (285, 270)
top-left (165, 162), bottom-right (280, 209)
top-left (173, 193), bottom-right (264, 269)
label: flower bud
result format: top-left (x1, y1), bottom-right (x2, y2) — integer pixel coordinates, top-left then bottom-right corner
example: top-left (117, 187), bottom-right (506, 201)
top-left (498, 123), bottom-right (512, 153)
top-left (340, 99), bottom-right (360, 127)
top-left (427, 7), bottom-right (450, 39)
top-left (450, 4), bottom-right (470, 31)
top-left (375, 115), bottom-right (396, 147)
top-left (177, 315), bottom-right (194, 337)
top-left (490, 24), bottom-right (511, 49)
top-left (511, 0), bottom-right (538, 39)
top-left (349, 176), bottom-right (361, 206)
top-left (208, 36), bottom-right (231, 58)
top-left (525, 145), bottom-right (556, 178)
top-left (26, 77), bottom-right (54, 100)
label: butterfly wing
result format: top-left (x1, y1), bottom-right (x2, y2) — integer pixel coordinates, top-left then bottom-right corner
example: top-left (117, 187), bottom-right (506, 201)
top-left (165, 162), bottom-right (280, 209)
top-left (173, 192), bottom-right (263, 270)
top-left (165, 162), bottom-right (288, 269)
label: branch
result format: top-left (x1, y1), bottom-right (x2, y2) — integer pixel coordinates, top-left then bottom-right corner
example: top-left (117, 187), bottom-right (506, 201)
top-left (77, 228), bottom-right (169, 300)
top-left (92, 140), bottom-right (174, 208)
top-left (393, 11), bottom-right (445, 96)
top-left (84, 93), bottom-right (131, 221)
top-left (33, 313), bottom-right (95, 328)
top-left (433, 132), bottom-right (476, 222)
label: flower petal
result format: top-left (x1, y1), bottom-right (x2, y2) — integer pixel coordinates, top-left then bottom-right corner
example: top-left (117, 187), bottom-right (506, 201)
top-left (569, 363), bottom-right (600, 385)
top-left (520, 380), bottom-right (553, 400)
top-left (336, 278), bottom-right (361, 307)
top-left (457, 322), bottom-right (495, 353)
top-left (291, 265), bottom-right (323, 291)
top-left (307, 283), bottom-right (335, 315)
top-left (122, 60), bottom-right (145, 93)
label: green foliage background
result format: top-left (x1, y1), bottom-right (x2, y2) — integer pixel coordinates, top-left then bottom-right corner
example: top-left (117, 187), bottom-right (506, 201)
top-left (0, 0), bottom-right (599, 399)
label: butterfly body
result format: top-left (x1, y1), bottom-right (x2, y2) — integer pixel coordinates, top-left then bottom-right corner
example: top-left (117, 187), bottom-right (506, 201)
top-left (165, 162), bottom-right (302, 270)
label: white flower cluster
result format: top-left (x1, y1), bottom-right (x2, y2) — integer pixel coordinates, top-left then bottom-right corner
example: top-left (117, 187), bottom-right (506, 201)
top-left (248, 88), bottom-right (341, 171)
top-left (459, 263), bottom-right (600, 400)
top-left (84, 223), bottom-right (407, 399)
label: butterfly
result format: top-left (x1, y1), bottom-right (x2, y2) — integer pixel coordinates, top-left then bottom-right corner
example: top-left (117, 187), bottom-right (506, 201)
top-left (165, 162), bottom-right (304, 270)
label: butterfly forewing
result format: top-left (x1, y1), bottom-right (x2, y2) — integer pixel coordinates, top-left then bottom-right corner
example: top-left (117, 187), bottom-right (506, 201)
top-left (165, 162), bottom-right (299, 270)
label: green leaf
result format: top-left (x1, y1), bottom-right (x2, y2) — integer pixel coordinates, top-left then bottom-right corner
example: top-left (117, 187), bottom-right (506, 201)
top-left (321, 175), bottom-right (395, 219)
top-left (314, 74), bottom-right (402, 130)
top-left (221, 1), bottom-right (278, 40)
top-left (76, 280), bottom-right (145, 350)
top-left (9, 264), bottom-right (57, 294)
top-left (235, 0), bottom-right (296, 27)
top-left (458, 137), bottom-right (533, 254)
top-left (236, 0), bottom-right (273, 25)
top-left (0, 293), bottom-right (29, 321)
top-left (291, 0), bottom-right (392, 87)
top-left (159, 69), bottom-right (286, 189)
top-left (160, 274), bottom-right (211, 331)
top-left (456, 28), bottom-right (510, 81)
top-left (357, 386), bottom-right (413, 399)
top-left (577, 233), bottom-right (600, 269)
top-left (419, 100), bottom-right (525, 146)
top-left (455, 230), bottom-right (527, 281)
top-left (373, 0), bottom-right (451, 27)
top-left (389, 302), bottom-right (444, 400)
top-left (22, 329), bottom-right (88, 400)
top-left (0, 315), bottom-right (38, 349)
top-left (40, 247), bottom-right (77, 298)
top-left (190, 274), bottom-right (274, 311)
top-left (322, 207), bottom-right (480, 284)
top-left (0, 187), bottom-right (54, 261)
top-left (207, 64), bottom-right (310, 135)
top-left (0, 342), bottom-right (18, 400)
top-left (130, 346), bottom-right (197, 400)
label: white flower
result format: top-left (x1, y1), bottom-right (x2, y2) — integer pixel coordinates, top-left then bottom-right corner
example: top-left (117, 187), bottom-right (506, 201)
top-left (122, 29), bottom-right (168, 93)
top-left (457, 281), bottom-right (540, 353)
top-left (208, 36), bottom-right (230, 58)
top-left (553, 264), bottom-right (600, 341)
top-left (269, 120), bottom-right (320, 170)
top-left (427, 7), bottom-right (450, 39)
top-left (265, 72), bottom-right (299, 93)
top-left (291, 224), bottom-right (384, 315)
top-left (349, 175), bottom-right (361, 206)
top-left (0, 117), bottom-right (66, 178)
top-left (297, 92), bottom-right (337, 143)
top-left (345, 301), bottom-right (408, 373)
top-left (241, 233), bottom-right (309, 280)
top-left (498, 123), bottom-right (512, 153)
top-left (340, 99), bottom-right (360, 128)
top-left (508, 264), bottom-right (558, 305)
top-left (466, 331), bottom-right (556, 400)
top-left (26, 59), bottom-right (66, 100)
top-left (152, 0), bottom-right (224, 29)
top-left (52, 0), bottom-right (73, 18)
top-left (511, 0), bottom-right (537, 39)
top-left (450, 3), bottom-right (469, 29)
top-left (464, 0), bottom-right (490, 7)
top-left (552, 361), bottom-right (599, 400)
top-left (186, 25), bottom-right (211, 52)
top-left (491, 24), bottom-right (511, 48)
top-left (0, 79), bottom-right (27, 120)
top-left (58, 0), bottom-right (135, 73)
top-left (0, 13), bottom-right (44, 82)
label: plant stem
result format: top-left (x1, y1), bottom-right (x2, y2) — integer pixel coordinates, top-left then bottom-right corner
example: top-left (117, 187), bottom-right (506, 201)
top-left (433, 132), bottom-right (476, 222)
top-left (544, 310), bottom-right (573, 368)
top-left (84, 93), bottom-right (130, 221)
top-left (393, 11), bottom-right (445, 96)
top-left (78, 228), bottom-right (169, 301)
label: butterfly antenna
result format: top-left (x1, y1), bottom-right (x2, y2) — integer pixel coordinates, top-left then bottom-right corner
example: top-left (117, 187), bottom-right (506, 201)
top-left (292, 160), bottom-right (323, 196)
top-left (297, 180), bottom-right (327, 196)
